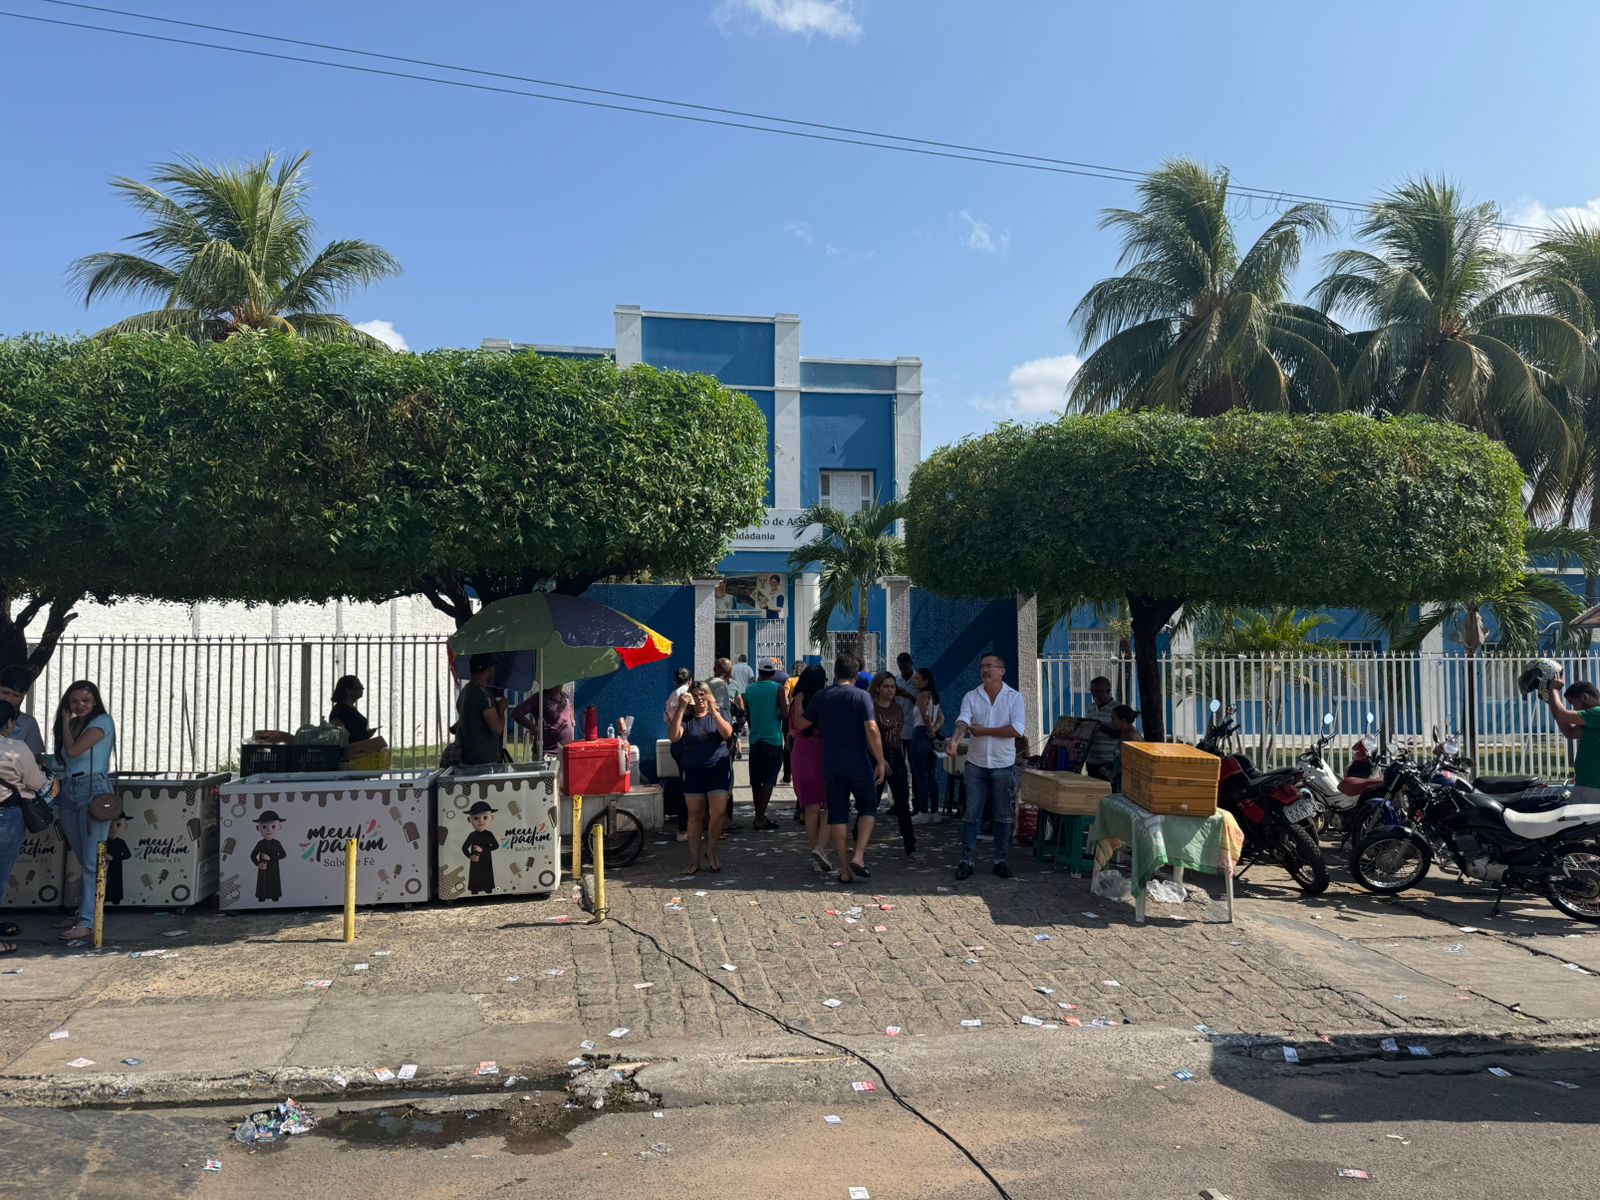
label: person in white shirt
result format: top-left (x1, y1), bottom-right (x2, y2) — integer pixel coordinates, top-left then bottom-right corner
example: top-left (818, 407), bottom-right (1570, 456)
top-left (948, 653), bottom-right (1027, 880)
top-left (0, 697), bottom-right (49, 955)
top-left (731, 655), bottom-right (756, 689)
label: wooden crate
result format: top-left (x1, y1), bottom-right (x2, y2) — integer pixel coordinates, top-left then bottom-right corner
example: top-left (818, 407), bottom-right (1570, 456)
top-left (1121, 742), bottom-right (1219, 817)
top-left (1019, 769), bottom-right (1110, 816)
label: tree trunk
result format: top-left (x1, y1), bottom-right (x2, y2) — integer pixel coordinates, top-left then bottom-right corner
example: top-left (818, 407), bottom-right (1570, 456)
top-left (1128, 594), bottom-right (1183, 743)
top-left (0, 584), bottom-right (82, 681)
top-left (858, 579), bottom-right (870, 667)
top-left (1588, 490), bottom-right (1600, 609)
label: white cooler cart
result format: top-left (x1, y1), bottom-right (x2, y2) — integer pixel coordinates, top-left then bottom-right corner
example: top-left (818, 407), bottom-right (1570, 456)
top-left (435, 762), bottom-right (560, 901)
top-left (100, 771), bottom-right (229, 907)
top-left (217, 770), bottom-right (436, 910)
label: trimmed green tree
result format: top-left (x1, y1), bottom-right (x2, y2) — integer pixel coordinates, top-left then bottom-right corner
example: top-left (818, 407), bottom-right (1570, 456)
top-left (903, 411), bottom-right (1527, 742)
top-left (787, 500), bottom-right (903, 663)
top-left (0, 334), bottom-right (770, 673)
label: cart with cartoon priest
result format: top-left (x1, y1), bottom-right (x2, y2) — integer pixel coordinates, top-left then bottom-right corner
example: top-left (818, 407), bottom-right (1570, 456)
top-left (250, 811), bottom-right (287, 903)
top-left (462, 801), bottom-right (499, 894)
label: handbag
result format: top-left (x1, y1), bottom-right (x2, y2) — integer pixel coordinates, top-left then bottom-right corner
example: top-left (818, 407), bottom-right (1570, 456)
top-left (5, 787), bottom-right (54, 834)
top-left (90, 791), bottom-right (121, 822)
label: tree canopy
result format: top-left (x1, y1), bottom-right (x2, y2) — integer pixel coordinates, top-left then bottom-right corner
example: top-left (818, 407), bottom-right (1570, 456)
top-left (0, 333), bottom-right (769, 670)
top-left (903, 410), bottom-right (1527, 739)
top-left (69, 151), bottom-right (401, 345)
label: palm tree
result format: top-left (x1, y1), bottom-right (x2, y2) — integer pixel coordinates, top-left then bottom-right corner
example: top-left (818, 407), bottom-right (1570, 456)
top-left (70, 151), bottom-right (401, 345)
top-left (1188, 607), bottom-right (1346, 764)
top-left (1311, 178), bottom-right (1588, 470)
top-left (1068, 158), bottom-right (1345, 414)
top-left (1377, 525), bottom-right (1600, 756)
top-left (1523, 220), bottom-right (1600, 600)
top-left (788, 500), bottom-right (903, 664)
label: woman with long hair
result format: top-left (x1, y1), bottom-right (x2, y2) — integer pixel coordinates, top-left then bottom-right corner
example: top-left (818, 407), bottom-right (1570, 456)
top-left (667, 681), bottom-right (734, 873)
top-left (328, 675), bottom-right (388, 761)
top-left (873, 673), bottom-right (918, 860)
top-left (53, 680), bottom-right (116, 941)
top-left (908, 667), bottom-right (944, 819)
top-left (788, 664), bottom-right (831, 872)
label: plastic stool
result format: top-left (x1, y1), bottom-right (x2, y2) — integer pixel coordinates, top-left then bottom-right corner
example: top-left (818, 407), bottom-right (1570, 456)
top-left (1034, 813), bottom-right (1094, 876)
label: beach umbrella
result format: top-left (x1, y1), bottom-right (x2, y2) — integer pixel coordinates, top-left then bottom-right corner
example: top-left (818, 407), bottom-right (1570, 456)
top-left (448, 592), bottom-right (672, 690)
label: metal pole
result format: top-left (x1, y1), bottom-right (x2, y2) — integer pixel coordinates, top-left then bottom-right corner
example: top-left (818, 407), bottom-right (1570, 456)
top-left (570, 795), bottom-right (583, 885)
top-left (299, 642), bottom-right (314, 732)
top-left (93, 842), bottom-right (107, 949)
top-left (591, 819), bottom-right (607, 923)
top-left (343, 837), bottom-right (357, 943)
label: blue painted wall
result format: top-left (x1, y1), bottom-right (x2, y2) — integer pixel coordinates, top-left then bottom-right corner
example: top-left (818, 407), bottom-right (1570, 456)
top-left (800, 361), bottom-right (897, 391)
top-left (641, 317), bottom-right (775, 385)
top-left (908, 592), bottom-right (1020, 737)
top-left (799, 392), bottom-right (897, 505)
top-left (574, 584), bottom-right (695, 784)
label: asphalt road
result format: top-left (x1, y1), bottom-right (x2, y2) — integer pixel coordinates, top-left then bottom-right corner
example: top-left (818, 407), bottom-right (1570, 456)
top-left (7, 1037), bottom-right (1598, 1200)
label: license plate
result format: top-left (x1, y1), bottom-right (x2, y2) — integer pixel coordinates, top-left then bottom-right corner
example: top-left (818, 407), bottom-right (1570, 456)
top-left (1283, 798), bottom-right (1315, 824)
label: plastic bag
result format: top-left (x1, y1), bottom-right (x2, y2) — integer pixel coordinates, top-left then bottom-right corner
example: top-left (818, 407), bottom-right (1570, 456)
top-left (1145, 878), bottom-right (1187, 904)
top-left (1091, 868), bottom-right (1132, 901)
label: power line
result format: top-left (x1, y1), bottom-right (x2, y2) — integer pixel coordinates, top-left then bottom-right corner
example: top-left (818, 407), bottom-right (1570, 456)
top-left (3, 2), bottom-right (1563, 238)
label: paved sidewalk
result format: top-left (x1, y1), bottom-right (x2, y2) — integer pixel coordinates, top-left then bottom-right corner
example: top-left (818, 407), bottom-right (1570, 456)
top-left (4, 781), bottom-right (1600, 1104)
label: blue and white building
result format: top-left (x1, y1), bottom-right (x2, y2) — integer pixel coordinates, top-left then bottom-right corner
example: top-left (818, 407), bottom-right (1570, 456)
top-left (485, 304), bottom-right (923, 673)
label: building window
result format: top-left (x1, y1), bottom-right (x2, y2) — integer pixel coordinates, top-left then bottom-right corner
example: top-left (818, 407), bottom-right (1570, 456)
top-left (1339, 640), bottom-right (1380, 655)
top-left (820, 470), bottom-right (875, 513)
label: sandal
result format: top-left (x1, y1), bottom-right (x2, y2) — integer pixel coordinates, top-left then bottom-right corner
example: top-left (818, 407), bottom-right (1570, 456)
top-left (810, 849), bottom-right (833, 873)
top-left (59, 926), bottom-right (90, 941)
top-left (850, 863), bottom-right (872, 880)
top-left (836, 870), bottom-right (854, 886)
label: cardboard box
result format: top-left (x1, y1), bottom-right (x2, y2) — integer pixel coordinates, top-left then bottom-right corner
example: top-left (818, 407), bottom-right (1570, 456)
top-left (1019, 769), bottom-right (1110, 816)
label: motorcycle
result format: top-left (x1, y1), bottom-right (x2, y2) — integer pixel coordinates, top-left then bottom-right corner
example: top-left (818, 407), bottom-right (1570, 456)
top-left (1197, 699), bottom-right (1329, 895)
top-left (1348, 780), bottom-right (1600, 923)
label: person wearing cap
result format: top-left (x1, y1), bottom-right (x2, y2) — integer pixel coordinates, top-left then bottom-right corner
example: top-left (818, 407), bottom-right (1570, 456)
top-left (458, 654), bottom-right (507, 766)
top-left (250, 811), bottom-right (287, 903)
top-left (742, 661), bottom-right (788, 831)
top-left (462, 800), bottom-right (500, 894)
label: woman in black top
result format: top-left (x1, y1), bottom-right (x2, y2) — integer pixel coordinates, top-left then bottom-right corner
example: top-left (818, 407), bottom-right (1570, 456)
top-left (667, 681), bottom-right (733, 874)
top-left (329, 676), bottom-right (388, 761)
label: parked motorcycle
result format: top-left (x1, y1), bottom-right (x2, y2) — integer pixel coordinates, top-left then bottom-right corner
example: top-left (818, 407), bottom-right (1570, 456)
top-left (1349, 781), bottom-right (1600, 923)
top-left (1197, 700), bottom-right (1329, 895)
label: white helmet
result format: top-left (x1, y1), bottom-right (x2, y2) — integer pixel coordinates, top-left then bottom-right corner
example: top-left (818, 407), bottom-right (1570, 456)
top-left (1518, 658), bottom-right (1561, 700)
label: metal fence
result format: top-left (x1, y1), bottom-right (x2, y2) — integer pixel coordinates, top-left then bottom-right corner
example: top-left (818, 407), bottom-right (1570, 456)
top-left (22, 635), bottom-right (489, 774)
top-left (1038, 650), bottom-right (1589, 779)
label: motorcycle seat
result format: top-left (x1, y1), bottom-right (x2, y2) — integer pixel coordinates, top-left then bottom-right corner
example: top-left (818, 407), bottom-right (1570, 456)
top-left (1464, 790), bottom-right (1505, 816)
top-left (1476, 775), bottom-right (1538, 795)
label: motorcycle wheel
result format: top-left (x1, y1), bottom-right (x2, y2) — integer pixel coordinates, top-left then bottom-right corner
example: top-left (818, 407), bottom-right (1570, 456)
top-left (1349, 828), bottom-right (1432, 894)
top-left (1546, 843), bottom-right (1600, 925)
top-left (1278, 821), bottom-right (1330, 895)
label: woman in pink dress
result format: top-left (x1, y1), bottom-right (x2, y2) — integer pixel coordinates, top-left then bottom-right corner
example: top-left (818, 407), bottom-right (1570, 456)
top-left (788, 665), bottom-right (830, 873)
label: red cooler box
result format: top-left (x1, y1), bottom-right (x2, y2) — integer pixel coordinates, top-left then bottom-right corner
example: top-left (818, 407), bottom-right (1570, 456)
top-left (561, 737), bottom-right (631, 796)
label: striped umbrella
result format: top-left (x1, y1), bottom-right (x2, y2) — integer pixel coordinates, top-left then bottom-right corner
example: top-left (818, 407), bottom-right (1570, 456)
top-left (448, 592), bottom-right (673, 691)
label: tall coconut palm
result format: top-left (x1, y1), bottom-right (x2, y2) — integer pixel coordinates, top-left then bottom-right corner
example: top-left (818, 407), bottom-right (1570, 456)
top-left (70, 151), bottom-right (401, 345)
top-left (788, 500), bottom-right (902, 664)
top-left (1523, 220), bottom-right (1600, 599)
top-left (1068, 159), bottom-right (1345, 414)
top-left (1311, 178), bottom-right (1588, 470)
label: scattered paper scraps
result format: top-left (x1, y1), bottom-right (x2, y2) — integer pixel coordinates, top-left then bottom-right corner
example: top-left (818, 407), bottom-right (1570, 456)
top-left (1034, 934), bottom-right (1051, 942)
top-left (960, 1019), bottom-right (982, 1028)
top-left (849, 1189), bottom-right (871, 1199)
top-left (1173, 1070), bottom-right (1195, 1081)
top-left (1408, 1045), bottom-right (1430, 1058)
top-left (373, 1068), bottom-right (395, 1082)
top-left (1060, 1002), bottom-right (1080, 1011)
top-left (49, 1030), bottom-right (68, 1041)
top-left (504, 976), bottom-right (521, 983)
top-left (1036, 986), bottom-right (1055, 995)
top-left (634, 982), bottom-right (654, 990)
top-left (1380, 1038), bottom-right (1399, 1053)
top-left (1555, 1081), bottom-right (1580, 1089)
top-left (872, 925), bottom-right (887, 933)
top-left (477, 1061), bottom-right (499, 1076)
top-left (580, 1040), bottom-right (597, 1051)
top-left (67, 1057), bottom-right (95, 1068)
top-left (885, 1026), bottom-right (902, 1037)
top-left (1103, 980), bottom-right (1122, 988)
top-left (824, 1115), bottom-right (843, 1126)
top-left (851, 1080), bottom-right (876, 1092)
top-left (1337, 1168), bottom-right (1370, 1179)
top-left (1064, 1017), bottom-right (1083, 1027)
top-left (823, 998), bottom-right (842, 1009)
top-left (203, 1159), bottom-right (223, 1172)
top-left (352, 963), bottom-right (370, 972)
top-left (120, 1058), bottom-right (142, 1067)
top-left (609, 1028), bottom-right (630, 1039)
top-left (1488, 1067), bottom-right (1512, 1077)
top-left (721, 963), bottom-right (738, 972)
top-left (1282, 1047), bottom-right (1300, 1064)
top-left (397, 1064), bottom-right (418, 1080)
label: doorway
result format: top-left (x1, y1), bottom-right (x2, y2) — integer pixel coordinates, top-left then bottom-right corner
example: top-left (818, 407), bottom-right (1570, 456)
top-left (714, 620), bottom-right (749, 666)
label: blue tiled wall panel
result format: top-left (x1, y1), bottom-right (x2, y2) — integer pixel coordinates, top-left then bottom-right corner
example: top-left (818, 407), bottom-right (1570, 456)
top-left (641, 317), bottom-right (775, 386)
top-left (824, 587), bottom-right (888, 650)
top-left (908, 592), bottom-right (1020, 737)
top-left (574, 584), bottom-right (696, 783)
top-left (799, 392), bottom-right (897, 505)
top-left (739, 388), bottom-right (776, 506)
top-left (800, 361), bottom-right (898, 391)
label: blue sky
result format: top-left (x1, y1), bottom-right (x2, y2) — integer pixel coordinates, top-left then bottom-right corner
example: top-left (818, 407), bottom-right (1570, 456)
top-left (4, 0), bottom-right (1600, 448)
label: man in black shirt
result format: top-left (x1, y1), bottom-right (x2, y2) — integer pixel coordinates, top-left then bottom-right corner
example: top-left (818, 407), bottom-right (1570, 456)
top-left (457, 654), bottom-right (507, 766)
top-left (796, 654), bottom-right (887, 886)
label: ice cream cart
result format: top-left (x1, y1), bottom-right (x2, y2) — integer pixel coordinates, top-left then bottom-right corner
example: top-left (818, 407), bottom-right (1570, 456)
top-left (435, 762), bottom-right (560, 901)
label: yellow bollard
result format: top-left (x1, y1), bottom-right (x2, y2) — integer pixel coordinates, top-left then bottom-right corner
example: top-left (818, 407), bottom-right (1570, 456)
top-left (590, 820), bottom-right (606, 923)
top-left (570, 795), bottom-right (583, 885)
top-left (93, 842), bottom-right (107, 949)
top-left (343, 837), bottom-right (357, 943)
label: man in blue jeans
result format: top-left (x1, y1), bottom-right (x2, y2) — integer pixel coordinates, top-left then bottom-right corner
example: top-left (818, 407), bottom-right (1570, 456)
top-left (797, 653), bottom-right (887, 886)
top-left (950, 653), bottom-right (1027, 880)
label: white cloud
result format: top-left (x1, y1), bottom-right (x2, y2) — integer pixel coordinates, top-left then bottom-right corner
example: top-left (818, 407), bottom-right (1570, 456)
top-left (782, 219), bottom-right (815, 245)
top-left (354, 319), bottom-right (408, 351)
top-left (954, 210), bottom-right (1011, 254)
top-left (714, 0), bottom-right (862, 40)
top-left (973, 354), bottom-right (1082, 419)
top-left (1499, 196), bottom-right (1600, 254)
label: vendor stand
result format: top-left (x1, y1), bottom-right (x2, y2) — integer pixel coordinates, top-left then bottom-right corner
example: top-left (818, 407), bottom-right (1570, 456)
top-left (436, 762), bottom-right (560, 901)
top-left (1088, 793), bottom-right (1243, 923)
top-left (2, 824), bottom-right (66, 909)
top-left (217, 770), bottom-right (436, 910)
top-left (102, 771), bottom-right (228, 907)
